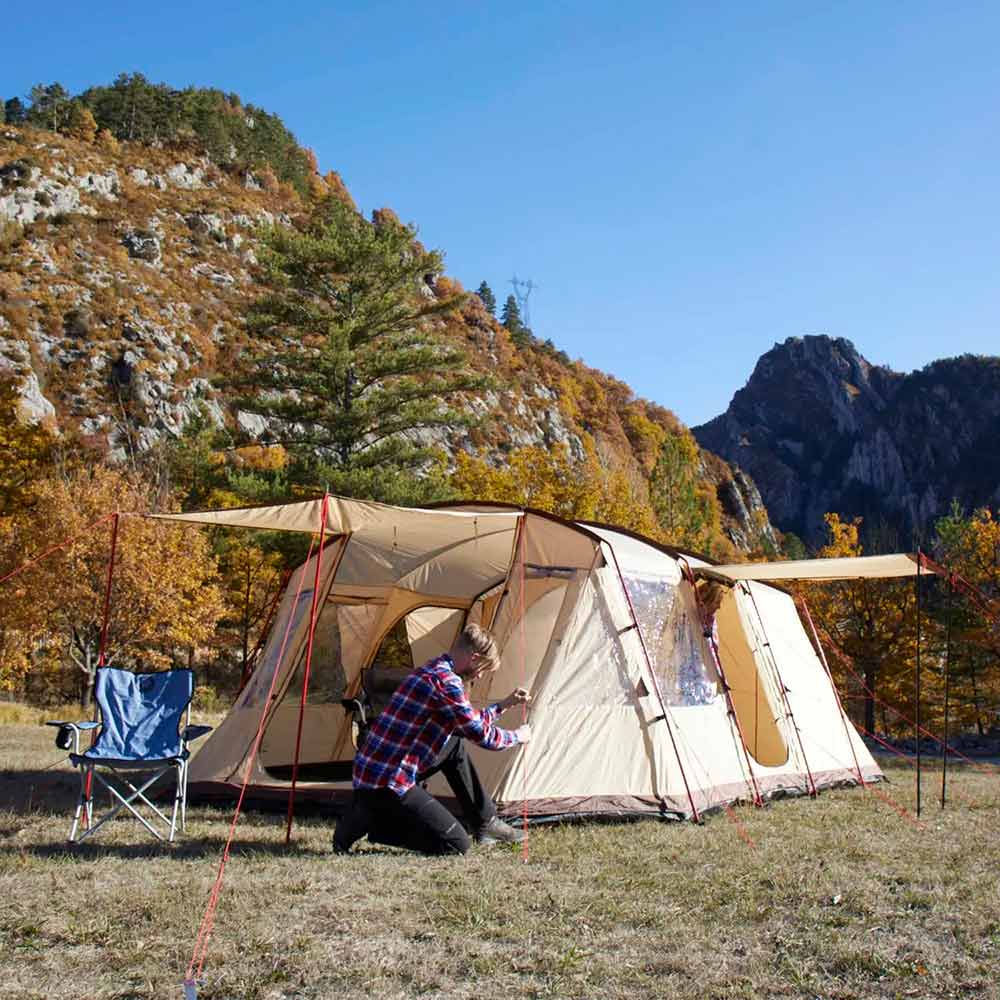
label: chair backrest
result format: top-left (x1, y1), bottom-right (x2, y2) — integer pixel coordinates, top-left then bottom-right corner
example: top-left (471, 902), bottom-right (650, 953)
top-left (88, 667), bottom-right (194, 760)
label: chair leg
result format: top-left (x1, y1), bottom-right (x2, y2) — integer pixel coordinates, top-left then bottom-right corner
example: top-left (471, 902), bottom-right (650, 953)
top-left (180, 760), bottom-right (188, 832)
top-left (69, 765), bottom-right (90, 843)
top-left (169, 764), bottom-right (182, 842)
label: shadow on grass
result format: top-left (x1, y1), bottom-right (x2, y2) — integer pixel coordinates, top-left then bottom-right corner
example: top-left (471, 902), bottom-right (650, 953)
top-left (0, 767), bottom-right (82, 816)
top-left (0, 836), bottom-right (336, 861)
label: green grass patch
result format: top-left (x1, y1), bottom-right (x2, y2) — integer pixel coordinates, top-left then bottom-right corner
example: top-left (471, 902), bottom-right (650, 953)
top-left (1, 722), bottom-right (999, 998)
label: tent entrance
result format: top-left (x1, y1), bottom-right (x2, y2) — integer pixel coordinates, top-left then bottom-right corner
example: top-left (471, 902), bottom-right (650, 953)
top-left (715, 590), bottom-right (789, 767)
top-left (259, 600), bottom-right (466, 780)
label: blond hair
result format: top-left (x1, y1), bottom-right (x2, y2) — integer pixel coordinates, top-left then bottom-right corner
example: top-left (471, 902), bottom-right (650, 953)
top-left (452, 623), bottom-right (501, 673)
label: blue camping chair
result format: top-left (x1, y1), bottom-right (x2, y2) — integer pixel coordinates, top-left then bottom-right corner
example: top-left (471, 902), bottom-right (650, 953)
top-left (47, 668), bottom-right (212, 844)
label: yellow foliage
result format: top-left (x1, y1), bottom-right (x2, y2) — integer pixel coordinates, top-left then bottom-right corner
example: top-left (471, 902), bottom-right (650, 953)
top-left (0, 377), bottom-right (57, 520)
top-left (231, 444), bottom-right (288, 472)
top-left (450, 441), bottom-right (661, 537)
top-left (0, 465), bottom-right (223, 697)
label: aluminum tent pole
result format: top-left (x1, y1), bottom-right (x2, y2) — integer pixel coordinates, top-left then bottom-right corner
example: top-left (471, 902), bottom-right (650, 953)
top-left (941, 574), bottom-right (954, 809)
top-left (915, 551), bottom-right (922, 819)
top-left (96, 511), bottom-right (120, 669)
top-left (285, 494), bottom-right (330, 844)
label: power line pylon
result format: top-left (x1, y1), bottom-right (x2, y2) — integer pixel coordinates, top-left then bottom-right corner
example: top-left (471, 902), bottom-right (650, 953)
top-left (509, 275), bottom-right (538, 329)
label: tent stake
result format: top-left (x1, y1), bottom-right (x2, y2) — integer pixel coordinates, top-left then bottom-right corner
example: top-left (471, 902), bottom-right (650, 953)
top-left (285, 493), bottom-right (330, 844)
top-left (941, 574), bottom-right (954, 809)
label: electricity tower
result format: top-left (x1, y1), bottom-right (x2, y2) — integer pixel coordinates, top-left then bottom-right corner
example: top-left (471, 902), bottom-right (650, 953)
top-left (509, 275), bottom-right (538, 329)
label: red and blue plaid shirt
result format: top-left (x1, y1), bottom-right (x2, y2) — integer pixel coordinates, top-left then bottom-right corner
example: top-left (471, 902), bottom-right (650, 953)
top-left (353, 654), bottom-right (521, 797)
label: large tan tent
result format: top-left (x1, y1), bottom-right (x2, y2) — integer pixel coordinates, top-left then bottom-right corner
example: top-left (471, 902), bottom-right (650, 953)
top-left (159, 496), bottom-right (888, 821)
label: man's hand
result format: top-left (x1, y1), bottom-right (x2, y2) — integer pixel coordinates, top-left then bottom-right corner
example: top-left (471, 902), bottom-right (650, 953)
top-left (499, 687), bottom-right (532, 712)
top-left (514, 724), bottom-right (532, 744)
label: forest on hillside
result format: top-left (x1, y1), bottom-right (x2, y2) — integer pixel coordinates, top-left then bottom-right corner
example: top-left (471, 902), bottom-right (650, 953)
top-left (0, 77), bottom-right (998, 748)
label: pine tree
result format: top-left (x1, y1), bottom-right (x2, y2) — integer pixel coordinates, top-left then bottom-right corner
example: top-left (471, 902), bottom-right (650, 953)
top-left (477, 281), bottom-right (496, 316)
top-left (27, 83), bottom-right (71, 131)
top-left (500, 294), bottom-right (521, 332)
top-left (228, 198), bottom-right (485, 503)
top-left (3, 98), bottom-right (25, 124)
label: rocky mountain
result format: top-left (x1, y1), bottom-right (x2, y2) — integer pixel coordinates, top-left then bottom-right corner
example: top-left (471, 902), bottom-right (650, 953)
top-left (693, 335), bottom-right (1000, 546)
top-left (0, 120), bottom-right (774, 554)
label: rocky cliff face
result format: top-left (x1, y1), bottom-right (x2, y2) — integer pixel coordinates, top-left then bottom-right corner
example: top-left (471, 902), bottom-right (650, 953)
top-left (693, 335), bottom-right (1000, 545)
top-left (0, 123), bottom-right (774, 553)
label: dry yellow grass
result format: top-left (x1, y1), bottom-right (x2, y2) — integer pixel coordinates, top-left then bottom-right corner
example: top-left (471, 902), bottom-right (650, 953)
top-left (2, 719), bottom-right (999, 1000)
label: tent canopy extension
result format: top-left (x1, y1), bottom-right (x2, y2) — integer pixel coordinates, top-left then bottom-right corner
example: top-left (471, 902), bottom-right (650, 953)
top-left (158, 496), bottom-right (886, 821)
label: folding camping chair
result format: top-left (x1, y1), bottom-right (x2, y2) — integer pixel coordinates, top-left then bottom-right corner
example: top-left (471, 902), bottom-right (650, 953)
top-left (47, 667), bottom-right (212, 844)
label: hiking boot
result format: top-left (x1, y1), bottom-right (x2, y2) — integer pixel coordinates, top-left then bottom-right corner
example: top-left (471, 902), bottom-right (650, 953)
top-left (333, 799), bottom-right (370, 854)
top-left (475, 816), bottom-right (526, 846)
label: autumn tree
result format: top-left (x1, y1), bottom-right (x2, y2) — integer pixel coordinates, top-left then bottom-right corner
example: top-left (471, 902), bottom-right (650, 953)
top-left (228, 197), bottom-right (484, 504)
top-left (797, 513), bottom-right (925, 736)
top-left (933, 503), bottom-right (1000, 733)
top-left (0, 466), bottom-right (223, 704)
top-left (451, 441), bottom-right (661, 537)
top-left (65, 102), bottom-right (98, 143)
top-left (0, 377), bottom-right (56, 522)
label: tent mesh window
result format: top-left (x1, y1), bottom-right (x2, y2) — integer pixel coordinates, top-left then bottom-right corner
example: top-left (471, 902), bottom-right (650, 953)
top-left (241, 586), bottom-right (317, 708)
top-left (623, 574), bottom-right (719, 706)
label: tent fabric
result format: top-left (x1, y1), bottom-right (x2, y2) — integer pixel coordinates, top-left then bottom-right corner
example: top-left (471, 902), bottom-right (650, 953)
top-left (704, 553), bottom-right (925, 582)
top-left (178, 498), bottom-right (882, 820)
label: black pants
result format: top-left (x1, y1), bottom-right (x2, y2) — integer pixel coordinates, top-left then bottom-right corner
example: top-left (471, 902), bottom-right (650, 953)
top-left (335, 736), bottom-right (496, 856)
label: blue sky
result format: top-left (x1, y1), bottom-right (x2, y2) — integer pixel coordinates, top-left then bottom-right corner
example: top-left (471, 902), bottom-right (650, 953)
top-left (5, 2), bottom-right (1000, 426)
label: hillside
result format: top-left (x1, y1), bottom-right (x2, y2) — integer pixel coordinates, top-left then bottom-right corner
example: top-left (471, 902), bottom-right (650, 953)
top-left (693, 335), bottom-right (1000, 546)
top-left (0, 111), bottom-right (773, 557)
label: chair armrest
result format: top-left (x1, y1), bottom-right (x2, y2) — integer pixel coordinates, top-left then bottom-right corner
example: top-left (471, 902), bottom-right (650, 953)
top-left (46, 720), bottom-right (98, 753)
top-left (182, 725), bottom-right (213, 742)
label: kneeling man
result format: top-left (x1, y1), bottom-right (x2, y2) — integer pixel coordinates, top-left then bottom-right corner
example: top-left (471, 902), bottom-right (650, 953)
top-left (334, 623), bottom-right (531, 856)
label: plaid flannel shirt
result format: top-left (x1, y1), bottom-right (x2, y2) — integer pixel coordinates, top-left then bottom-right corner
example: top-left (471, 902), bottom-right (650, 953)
top-left (353, 654), bottom-right (521, 797)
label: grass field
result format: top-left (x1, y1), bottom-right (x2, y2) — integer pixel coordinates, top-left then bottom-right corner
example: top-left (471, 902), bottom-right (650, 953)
top-left (2, 717), bottom-right (1000, 1000)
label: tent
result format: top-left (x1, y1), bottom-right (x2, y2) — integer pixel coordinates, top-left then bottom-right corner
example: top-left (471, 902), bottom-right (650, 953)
top-left (158, 496), bottom-right (886, 822)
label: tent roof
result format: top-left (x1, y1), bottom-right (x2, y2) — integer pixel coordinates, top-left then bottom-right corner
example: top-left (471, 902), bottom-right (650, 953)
top-left (702, 553), bottom-right (931, 582)
top-left (153, 495), bottom-right (521, 537)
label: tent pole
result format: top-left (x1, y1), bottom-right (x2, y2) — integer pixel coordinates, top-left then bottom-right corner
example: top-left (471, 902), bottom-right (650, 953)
top-left (744, 585), bottom-right (818, 797)
top-left (800, 598), bottom-right (867, 788)
top-left (915, 551), bottom-right (922, 818)
top-left (941, 574), bottom-right (954, 809)
top-left (285, 494), bottom-right (330, 844)
top-left (681, 560), bottom-right (762, 807)
top-left (606, 547), bottom-right (701, 823)
top-left (96, 511), bottom-right (120, 669)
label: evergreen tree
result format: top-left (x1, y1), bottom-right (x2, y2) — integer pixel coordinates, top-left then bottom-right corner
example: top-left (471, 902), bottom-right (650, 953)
top-left (228, 198), bottom-right (484, 503)
top-left (649, 430), bottom-right (713, 548)
top-left (500, 293), bottom-right (522, 332)
top-left (4, 98), bottom-right (26, 124)
top-left (27, 83), bottom-right (71, 131)
top-left (477, 281), bottom-right (496, 316)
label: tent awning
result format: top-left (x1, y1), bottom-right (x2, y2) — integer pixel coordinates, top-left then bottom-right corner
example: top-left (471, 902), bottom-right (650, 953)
top-left (152, 495), bottom-right (524, 601)
top-left (152, 495), bottom-right (521, 537)
top-left (701, 553), bottom-right (934, 583)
